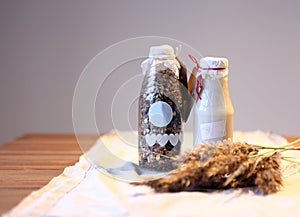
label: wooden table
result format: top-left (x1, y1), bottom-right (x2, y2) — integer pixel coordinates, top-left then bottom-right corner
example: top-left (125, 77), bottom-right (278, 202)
top-left (0, 134), bottom-right (298, 214)
top-left (0, 134), bottom-right (98, 214)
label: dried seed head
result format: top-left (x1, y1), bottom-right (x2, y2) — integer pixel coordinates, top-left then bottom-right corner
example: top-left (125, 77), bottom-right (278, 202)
top-left (133, 141), bottom-right (282, 195)
top-left (254, 152), bottom-right (282, 194)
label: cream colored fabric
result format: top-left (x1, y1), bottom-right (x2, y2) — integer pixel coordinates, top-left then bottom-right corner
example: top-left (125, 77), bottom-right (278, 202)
top-left (4, 131), bottom-right (300, 217)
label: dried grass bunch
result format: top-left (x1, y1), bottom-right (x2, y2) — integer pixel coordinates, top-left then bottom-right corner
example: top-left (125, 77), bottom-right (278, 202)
top-left (134, 139), bottom-right (300, 195)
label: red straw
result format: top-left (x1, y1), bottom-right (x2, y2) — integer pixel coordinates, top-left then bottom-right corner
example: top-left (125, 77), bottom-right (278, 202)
top-left (188, 54), bottom-right (200, 70)
top-left (188, 54), bottom-right (203, 100)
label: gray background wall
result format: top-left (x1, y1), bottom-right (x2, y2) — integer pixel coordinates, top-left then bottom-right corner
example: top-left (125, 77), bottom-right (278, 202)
top-left (1, 0), bottom-right (300, 144)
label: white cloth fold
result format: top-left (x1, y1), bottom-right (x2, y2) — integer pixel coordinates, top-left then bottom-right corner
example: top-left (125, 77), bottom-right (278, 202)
top-left (4, 131), bottom-right (300, 217)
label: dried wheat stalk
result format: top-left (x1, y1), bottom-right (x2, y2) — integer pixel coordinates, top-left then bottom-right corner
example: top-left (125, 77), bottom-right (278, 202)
top-left (134, 141), bottom-right (283, 195)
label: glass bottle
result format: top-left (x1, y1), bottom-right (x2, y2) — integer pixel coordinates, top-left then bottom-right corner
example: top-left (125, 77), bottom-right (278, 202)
top-left (138, 45), bottom-right (183, 171)
top-left (194, 57), bottom-right (234, 145)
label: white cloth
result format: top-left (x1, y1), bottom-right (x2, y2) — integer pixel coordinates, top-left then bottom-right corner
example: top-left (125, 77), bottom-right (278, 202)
top-left (4, 131), bottom-right (300, 217)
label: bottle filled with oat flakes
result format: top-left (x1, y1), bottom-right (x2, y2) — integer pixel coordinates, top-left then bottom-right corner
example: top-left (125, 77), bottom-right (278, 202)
top-left (194, 57), bottom-right (234, 145)
top-left (138, 45), bottom-right (186, 171)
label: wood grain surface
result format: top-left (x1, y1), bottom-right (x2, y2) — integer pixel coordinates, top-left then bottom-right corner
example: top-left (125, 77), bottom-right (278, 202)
top-left (0, 134), bottom-right (298, 214)
top-left (0, 134), bottom-right (98, 214)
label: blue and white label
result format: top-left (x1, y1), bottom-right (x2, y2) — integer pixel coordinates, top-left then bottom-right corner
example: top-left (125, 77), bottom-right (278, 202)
top-left (148, 101), bottom-right (173, 127)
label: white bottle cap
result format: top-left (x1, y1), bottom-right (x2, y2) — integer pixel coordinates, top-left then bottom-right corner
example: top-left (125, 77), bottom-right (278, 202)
top-left (149, 45), bottom-right (176, 59)
top-left (200, 57), bottom-right (228, 69)
top-left (141, 44), bottom-right (180, 76)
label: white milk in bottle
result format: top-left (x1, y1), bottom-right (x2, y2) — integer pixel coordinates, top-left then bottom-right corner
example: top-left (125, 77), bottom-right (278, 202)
top-left (194, 57), bottom-right (234, 145)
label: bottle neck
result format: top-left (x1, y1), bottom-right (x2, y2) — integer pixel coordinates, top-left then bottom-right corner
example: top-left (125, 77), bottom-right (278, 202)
top-left (199, 75), bottom-right (233, 115)
top-left (202, 76), bottom-right (229, 93)
top-left (141, 57), bottom-right (180, 77)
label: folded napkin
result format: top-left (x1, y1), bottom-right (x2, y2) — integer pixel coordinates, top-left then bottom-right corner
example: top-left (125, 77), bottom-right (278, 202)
top-left (4, 131), bottom-right (300, 217)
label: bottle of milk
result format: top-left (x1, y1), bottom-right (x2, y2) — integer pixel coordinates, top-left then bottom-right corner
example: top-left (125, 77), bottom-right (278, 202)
top-left (194, 57), bottom-right (234, 145)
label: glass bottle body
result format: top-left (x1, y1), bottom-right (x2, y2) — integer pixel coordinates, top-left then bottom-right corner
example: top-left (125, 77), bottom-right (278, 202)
top-left (138, 69), bottom-right (183, 171)
top-left (194, 76), bottom-right (234, 145)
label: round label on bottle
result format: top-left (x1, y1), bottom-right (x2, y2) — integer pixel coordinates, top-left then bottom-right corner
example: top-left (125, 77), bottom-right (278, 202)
top-left (148, 101), bottom-right (173, 127)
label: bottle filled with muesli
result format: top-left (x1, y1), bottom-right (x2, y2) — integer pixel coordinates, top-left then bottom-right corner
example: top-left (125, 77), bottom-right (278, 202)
top-left (138, 45), bottom-right (187, 171)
